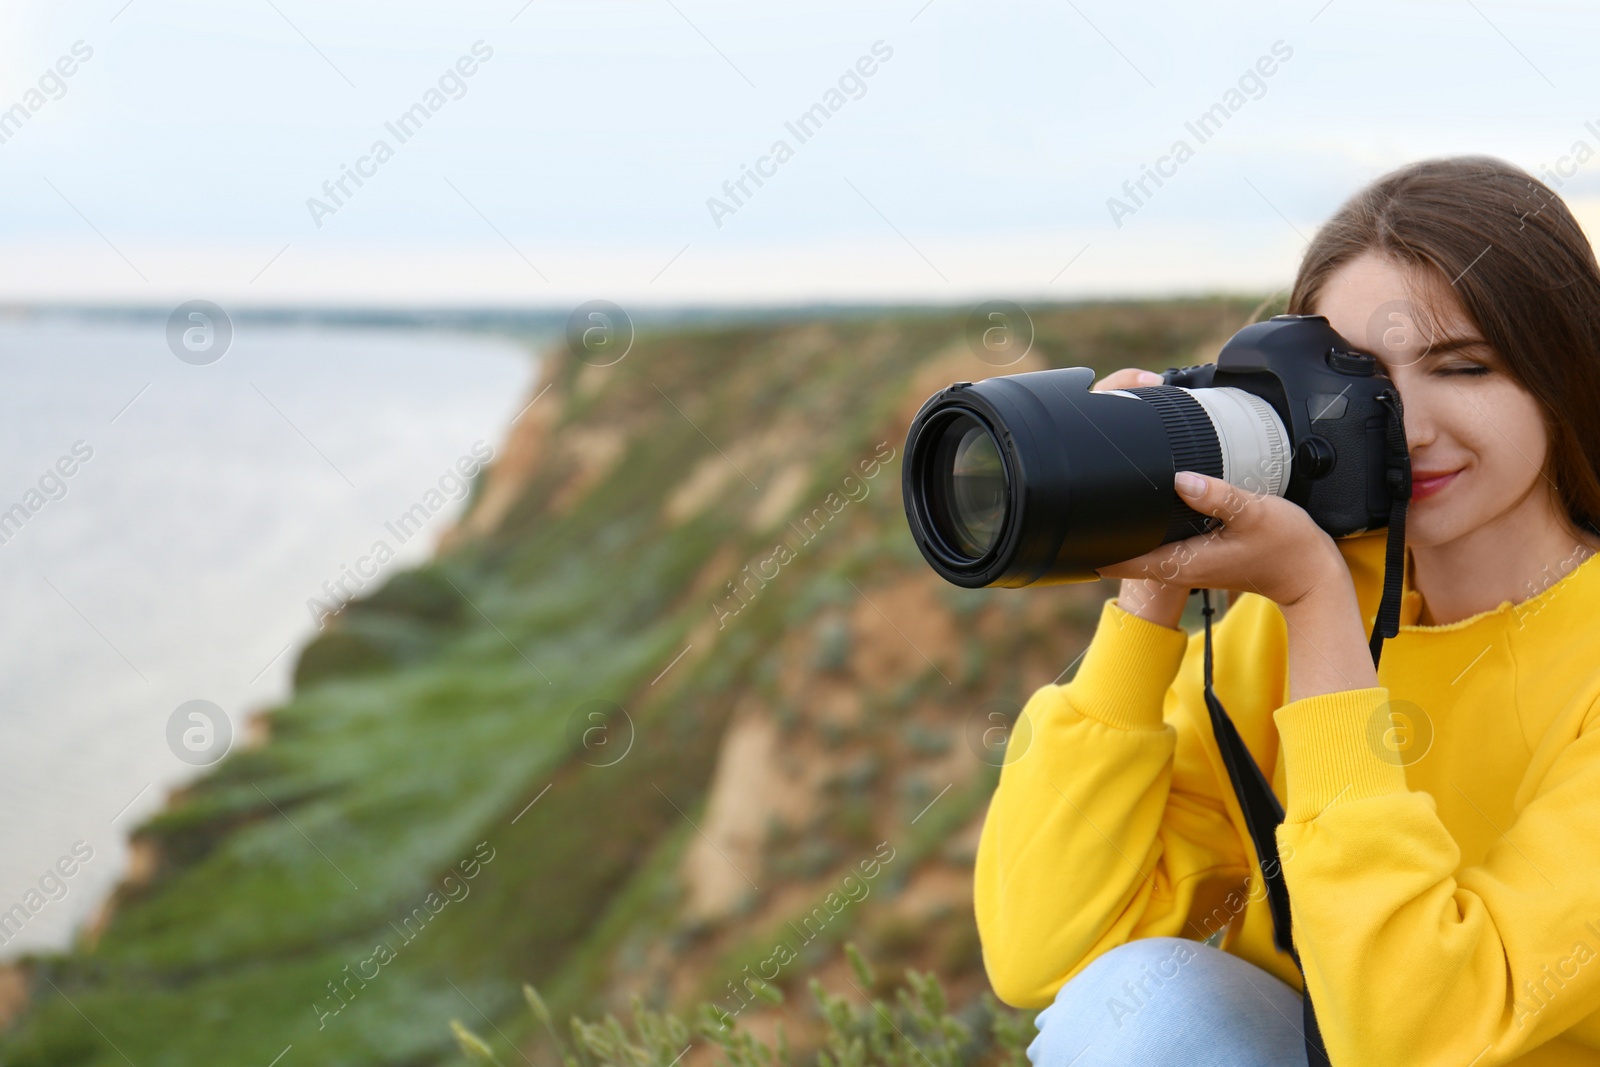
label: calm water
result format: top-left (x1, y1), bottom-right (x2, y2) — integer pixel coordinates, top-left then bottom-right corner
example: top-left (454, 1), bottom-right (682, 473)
top-left (0, 317), bottom-right (537, 957)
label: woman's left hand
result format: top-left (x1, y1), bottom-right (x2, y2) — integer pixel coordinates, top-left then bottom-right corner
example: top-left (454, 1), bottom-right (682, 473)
top-left (1094, 470), bottom-right (1350, 610)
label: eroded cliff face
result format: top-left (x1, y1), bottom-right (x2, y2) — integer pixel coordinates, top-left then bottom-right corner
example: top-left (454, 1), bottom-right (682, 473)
top-left (1, 299), bottom-right (1264, 1067)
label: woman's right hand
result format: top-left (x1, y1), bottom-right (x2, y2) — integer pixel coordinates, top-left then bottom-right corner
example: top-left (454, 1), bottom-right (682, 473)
top-left (1090, 367), bottom-right (1193, 631)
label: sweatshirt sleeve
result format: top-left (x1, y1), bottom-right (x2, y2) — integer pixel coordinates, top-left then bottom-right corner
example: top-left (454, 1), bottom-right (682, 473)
top-left (973, 593), bottom-right (1260, 1009)
top-left (1274, 687), bottom-right (1600, 1065)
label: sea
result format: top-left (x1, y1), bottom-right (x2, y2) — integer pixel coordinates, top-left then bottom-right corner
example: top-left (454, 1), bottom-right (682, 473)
top-left (0, 315), bottom-right (538, 957)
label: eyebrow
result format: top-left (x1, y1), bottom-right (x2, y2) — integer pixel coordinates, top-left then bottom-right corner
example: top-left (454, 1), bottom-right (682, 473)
top-left (1365, 334), bottom-right (1495, 372)
top-left (1419, 336), bottom-right (1492, 355)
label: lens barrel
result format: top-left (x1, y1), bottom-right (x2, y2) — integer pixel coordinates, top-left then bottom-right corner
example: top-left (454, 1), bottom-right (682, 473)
top-left (901, 368), bottom-right (1291, 587)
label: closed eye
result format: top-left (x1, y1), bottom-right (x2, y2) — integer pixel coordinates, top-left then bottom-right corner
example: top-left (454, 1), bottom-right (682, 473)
top-left (1437, 364), bottom-right (1490, 377)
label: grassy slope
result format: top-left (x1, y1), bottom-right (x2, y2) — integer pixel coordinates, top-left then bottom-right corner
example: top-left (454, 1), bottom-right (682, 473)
top-left (0, 296), bottom-right (1276, 1066)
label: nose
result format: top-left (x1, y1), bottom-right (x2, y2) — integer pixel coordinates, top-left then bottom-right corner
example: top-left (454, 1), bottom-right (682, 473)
top-left (1390, 377), bottom-right (1435, 456)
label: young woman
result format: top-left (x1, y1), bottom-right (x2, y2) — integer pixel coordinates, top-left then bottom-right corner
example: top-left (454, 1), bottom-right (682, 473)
top-left (973, 155), bottom-right (1600, 1066)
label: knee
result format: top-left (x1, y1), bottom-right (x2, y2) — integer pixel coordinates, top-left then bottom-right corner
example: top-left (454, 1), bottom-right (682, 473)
top-left (1026, 938), bottom-right (1212, 1065)
top-left (1026, 937), bottom-right (1306, 1067)
top-left (1054, 937), bottom-right (1205, 1019)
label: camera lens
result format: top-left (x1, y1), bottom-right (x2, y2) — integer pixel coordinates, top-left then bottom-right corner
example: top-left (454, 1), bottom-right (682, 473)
top-left (902, 368), bottom-right (1291, 587)
top-left (929, 414), bottom-right (1007, 558)
top-left (901, 315), bottom-right (1401, 588)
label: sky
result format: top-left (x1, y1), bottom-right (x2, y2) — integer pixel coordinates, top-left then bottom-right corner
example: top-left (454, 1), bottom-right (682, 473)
top-left (3, 0), bottom-right (1600, 307)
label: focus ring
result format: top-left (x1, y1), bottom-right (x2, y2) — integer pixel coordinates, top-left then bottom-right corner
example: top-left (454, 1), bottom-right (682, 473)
top-left (1123, 386), bottom-right (1224, 542)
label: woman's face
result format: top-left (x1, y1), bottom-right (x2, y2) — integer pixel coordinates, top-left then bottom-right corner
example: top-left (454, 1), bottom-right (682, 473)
top-left (1311, 251), bottom-right (1557, 550)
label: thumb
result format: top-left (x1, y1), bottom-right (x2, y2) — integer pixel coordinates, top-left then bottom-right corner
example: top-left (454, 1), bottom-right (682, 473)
top-left (1174, 470), bottom-right (1249, 523)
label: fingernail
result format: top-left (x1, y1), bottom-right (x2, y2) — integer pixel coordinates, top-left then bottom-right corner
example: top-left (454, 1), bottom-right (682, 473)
top-left (1138, 371), bottom-right (1162, 385)
top-left (1175, 471), bottom-right (1205, 495)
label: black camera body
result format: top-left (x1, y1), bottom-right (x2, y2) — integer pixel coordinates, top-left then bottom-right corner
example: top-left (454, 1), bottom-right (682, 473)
top-left (900, 313), bottom-right (1412, 588)
top-left (1155, 313), bottom-right (1408, 539)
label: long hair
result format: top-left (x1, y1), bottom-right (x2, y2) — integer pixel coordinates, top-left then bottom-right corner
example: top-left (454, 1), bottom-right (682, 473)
top-left (1285, 155), bottom-right (1600, 537)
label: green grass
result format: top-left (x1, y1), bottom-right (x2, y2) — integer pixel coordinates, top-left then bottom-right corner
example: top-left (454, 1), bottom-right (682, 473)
top-left (0, 296), bottom-right (1270, 1066)
top-left (451, 942), bottom-right (1035, 1067)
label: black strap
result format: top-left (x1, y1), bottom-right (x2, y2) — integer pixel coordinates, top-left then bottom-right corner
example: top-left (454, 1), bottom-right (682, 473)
top-left (1197, 388), bottom-right (1409, 1066)
top-left (1370, 390), bottom-right (1412, 668)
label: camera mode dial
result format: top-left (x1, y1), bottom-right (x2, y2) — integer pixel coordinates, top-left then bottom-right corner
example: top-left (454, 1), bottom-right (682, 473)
top-left (1325, 348), bottom-right (1378, 376)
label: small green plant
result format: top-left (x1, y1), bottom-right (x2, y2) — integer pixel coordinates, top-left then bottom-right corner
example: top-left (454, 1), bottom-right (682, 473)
top-left (902, 724), bottom-right (950, 757)
top-left (812, 616), bottom-right (853, 673)
top-left (449, 941), bottom-right (1035, 1067)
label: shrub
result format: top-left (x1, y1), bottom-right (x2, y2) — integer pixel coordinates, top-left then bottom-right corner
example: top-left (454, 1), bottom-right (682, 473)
top-left (450, 942), bottom-right (1034, 1067)
top-left (811, 617), bottom-right (853, 674)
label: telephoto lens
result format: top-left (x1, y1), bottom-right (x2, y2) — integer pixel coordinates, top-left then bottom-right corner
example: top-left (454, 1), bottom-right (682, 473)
top-left (900, 314), bottom-right (1405, 588)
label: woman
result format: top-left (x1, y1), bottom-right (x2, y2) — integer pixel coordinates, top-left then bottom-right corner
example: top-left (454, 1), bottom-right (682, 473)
top-left (974, 155), bottom-right (1600, 1066)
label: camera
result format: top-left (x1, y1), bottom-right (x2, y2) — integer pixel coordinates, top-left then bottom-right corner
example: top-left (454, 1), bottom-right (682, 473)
top-left (901, 313), bottom-right (1412, 588)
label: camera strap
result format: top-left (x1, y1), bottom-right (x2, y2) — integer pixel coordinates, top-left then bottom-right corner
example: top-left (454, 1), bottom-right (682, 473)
top-left (1197, 387), bottom-right (1410, 1066)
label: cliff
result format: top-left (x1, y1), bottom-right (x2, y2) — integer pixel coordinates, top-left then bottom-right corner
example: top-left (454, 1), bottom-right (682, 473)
top-left (0, 296), bottom-right (1273, 1066)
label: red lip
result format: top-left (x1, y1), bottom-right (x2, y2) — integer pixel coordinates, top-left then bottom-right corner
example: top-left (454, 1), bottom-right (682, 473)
top-left (1411, 468), bottom-right (1463, 501)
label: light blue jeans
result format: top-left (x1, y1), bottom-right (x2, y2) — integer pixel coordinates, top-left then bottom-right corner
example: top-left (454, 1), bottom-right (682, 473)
top-left (1026, 936), bottom-right (1312, 1067)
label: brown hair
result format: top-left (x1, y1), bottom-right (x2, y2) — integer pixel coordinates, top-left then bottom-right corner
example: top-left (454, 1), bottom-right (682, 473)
top-left (1285, 154), bottom-right (1600, 537)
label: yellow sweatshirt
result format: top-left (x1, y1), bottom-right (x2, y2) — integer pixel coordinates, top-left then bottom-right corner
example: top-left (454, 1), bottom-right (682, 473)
top-left (974, 525), bottom-right (1600, 1066)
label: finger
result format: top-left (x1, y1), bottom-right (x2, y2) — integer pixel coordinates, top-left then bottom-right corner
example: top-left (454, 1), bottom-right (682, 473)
top-left (1094, 473), bottom-right (1248, 582)
top-left (1174, 470), bottom-right (1258, 527)
top-left (1093, 368), bottom-right (1163, 390)
top-left (1092, 367), bottom-right (1164, 392)
top-left (1095, 541), bottom-right (1192, 583)
top-left (1095, 557), bottom-right (1165, 581)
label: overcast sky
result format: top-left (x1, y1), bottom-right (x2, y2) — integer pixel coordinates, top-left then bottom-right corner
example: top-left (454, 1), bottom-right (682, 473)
top-left (2, 0), bottom-right (1600, 307)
